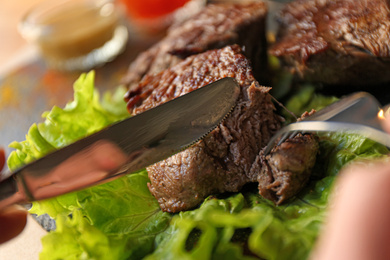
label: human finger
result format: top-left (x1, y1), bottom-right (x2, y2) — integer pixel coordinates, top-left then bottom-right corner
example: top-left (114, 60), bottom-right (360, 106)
top-left (0, 148), bottom-right (5, 172)
top-left (0, 205), bottom-right (28, 244)
top-left (0, 147), bottom-right (28, 243)
top-left (380, 111), bottom-right (390, 133)
top-left (311, 161), bottom-right (390, 260)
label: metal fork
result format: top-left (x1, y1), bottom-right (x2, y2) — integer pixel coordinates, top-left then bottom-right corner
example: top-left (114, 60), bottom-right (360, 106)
top-left (264, 92), bottom-right (390, 154)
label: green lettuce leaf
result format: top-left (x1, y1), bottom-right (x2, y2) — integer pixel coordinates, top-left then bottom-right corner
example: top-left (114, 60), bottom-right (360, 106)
top-left (8, 71), bottom-right (131, 217)
top-left (283, 86), bottom-right (339, 123)
top-left (7, 72), bottom-right (171, 259)
top-left (8, 71), bottom-right (129, 170)
top-left (39, 172), bottom-right (171, 260)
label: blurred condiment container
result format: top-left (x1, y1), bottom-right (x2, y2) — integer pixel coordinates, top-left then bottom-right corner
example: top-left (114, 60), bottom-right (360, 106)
top-left (19, 0), bottom-right (128, 71)
top-left (120, 0), bottom-right (190, 19)
top-left (118, 0), bottom-right (206, 35)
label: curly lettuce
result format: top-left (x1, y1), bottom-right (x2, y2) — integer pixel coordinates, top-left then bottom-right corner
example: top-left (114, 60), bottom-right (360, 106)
top-left (145, 135), bottom-right (387, 260)
top-left (7, 74), bottom-right (389, 259)
top-left (7, 72), bottom-right (171, 259)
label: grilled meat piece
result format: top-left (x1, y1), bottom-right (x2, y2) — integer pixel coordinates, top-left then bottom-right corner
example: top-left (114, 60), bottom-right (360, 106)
top-left (122, 1), bottom-right (268, 96)
top-left (270, 0), bottom-right (390, 86)
top-left (129, 45), bottom-right (282, 212)
top-left (128, 45), bottom-right (318, 212)
top-left (250, 134), bottom-right (319, 204)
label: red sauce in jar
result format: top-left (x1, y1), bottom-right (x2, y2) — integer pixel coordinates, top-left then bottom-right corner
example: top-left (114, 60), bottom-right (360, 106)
top-left (119, 0), bottom-right (190, 19)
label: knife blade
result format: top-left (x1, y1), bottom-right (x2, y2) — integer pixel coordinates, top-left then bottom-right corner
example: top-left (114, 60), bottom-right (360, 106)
top-left (0, 77), bottom-right (240, 210)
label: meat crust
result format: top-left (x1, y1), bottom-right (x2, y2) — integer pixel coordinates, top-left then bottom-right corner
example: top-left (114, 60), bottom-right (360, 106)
top-left (123, 1), bottom-right (268, 94)
top-left (129, 45), bottom-right (283, 212)
top-left (127, 45), bottom-right (319, 212)
top-left (270, 0), bottom-right (390, 86)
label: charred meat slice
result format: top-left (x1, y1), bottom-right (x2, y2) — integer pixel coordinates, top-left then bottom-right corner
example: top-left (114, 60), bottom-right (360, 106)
top-left (130, 45), bottom-right (282, 212)
top-left (270, 0), bottom-right (390, 86)
top-left (128, 45), bottom-right (318, 212)
top-left (122, 1), bottom-right (268, 93)
top-left (250, 134), bottom-right (319, 205)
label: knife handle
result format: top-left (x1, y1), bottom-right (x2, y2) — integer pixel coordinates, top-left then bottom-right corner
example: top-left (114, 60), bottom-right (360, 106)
top-left (0, 175), bottom-right (27, 210)
top-left (0, 140), bottom-right (129, 211)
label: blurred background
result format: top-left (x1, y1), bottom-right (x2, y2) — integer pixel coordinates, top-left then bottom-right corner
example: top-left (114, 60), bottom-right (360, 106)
top-left (0, 0), bottom-right (201, 73)
top-left (0, 0), bottom-right (45, 70)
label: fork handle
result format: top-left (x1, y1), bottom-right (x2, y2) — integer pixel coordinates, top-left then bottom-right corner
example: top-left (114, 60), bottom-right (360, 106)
top-left (264, 121), bottom-right (390, 155)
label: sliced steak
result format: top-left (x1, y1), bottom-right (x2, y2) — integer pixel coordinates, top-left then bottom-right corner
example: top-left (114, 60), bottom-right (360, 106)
top-left (122, 1), bottom-right (268, 95)
top-left (127, 45), bottom-right (318, 212)
top-left (250, 134), bottom-right (319, 204)
top-left (270, 0), bottom-right (390, 86)
top-left (129, 45), bottom-right (282, 212)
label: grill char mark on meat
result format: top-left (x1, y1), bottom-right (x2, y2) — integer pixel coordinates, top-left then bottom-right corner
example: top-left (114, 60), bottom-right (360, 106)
top-left (270, 0), bottom-right (390, 86)
top-left (122, 1), bottom-right (268, 98)
top-left (127, 45), bottom-right (319, 212)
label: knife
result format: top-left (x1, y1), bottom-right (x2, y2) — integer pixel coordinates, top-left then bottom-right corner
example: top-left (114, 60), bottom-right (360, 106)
top-left (0, 77), bottom-right (240, 210)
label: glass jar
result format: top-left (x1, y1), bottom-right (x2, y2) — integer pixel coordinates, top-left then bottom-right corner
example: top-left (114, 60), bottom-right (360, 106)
top-left (19, 0), bottom-right (129, 71)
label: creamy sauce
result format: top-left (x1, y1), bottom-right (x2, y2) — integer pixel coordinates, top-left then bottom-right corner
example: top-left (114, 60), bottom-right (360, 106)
top-left (35, 1), bottom-right (119, 60)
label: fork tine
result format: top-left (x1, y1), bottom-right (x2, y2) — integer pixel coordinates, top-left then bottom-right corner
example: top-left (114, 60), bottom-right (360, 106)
top-left (264, 129), bottom-right (293, 155)
top-left (264, 127), bottom-right (310, 155)
top-left (265, 92), bottom-right (385, 156)
top-left (263, 136), bottom-right (277, 155)
top-left (288, 130), bottom-right (308, 139)
top-left (277, 132), bottom-right (290, 146)
top-left (288, 131), bottom-right (299, 140)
